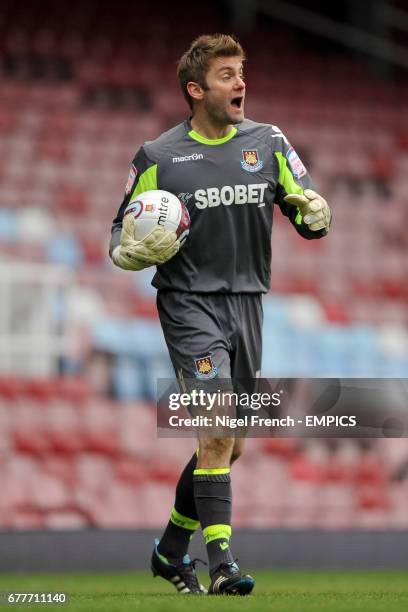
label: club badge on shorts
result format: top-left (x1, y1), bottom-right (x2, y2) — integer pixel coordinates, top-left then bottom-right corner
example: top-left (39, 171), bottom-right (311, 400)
top-left (194, 355), bottom-right (218, 380)
top-left (241, 149), bottom-right (264, 172)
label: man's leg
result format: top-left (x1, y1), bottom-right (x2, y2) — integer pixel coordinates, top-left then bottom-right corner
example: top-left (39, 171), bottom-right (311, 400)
top-left (230, 437), bottom-right (245, 464)
top-left (192, 436), bottom-right (244, 571)
top-left (158, 451), bottom-right (199, 559)
top-left (151, 448), bottom-right (206, 594)
top-left (154, 291), bottom-right (253, 593)
top-left (193, 432), bottom-right (254, 595)
top-left (158, 436), bottom-right (244, 562)
top-left (194, 437), bottom-right (235, 574)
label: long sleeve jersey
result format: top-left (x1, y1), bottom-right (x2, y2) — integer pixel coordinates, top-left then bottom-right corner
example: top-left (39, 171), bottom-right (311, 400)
top-left (110, 118), bottom-right (328, 293)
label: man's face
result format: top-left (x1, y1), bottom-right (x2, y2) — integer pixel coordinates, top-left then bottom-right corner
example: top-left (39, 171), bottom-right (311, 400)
top-left (199, 56), bottom-right (246, 125)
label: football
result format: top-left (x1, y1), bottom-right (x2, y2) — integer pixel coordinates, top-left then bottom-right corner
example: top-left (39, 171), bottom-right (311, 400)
top-left (123, 190), bottom-right (190, 245)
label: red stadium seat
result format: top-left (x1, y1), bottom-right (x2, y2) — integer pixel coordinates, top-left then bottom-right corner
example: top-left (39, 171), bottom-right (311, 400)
top-left (358, 487), bottom-right (391, 511)
top-left (29, 474), bottom-right (70, 510)
top-left (3, 508), bottom-right (45, 530)
top-left (44, 511), bottom-right (89, 529)
top-left (0, 377), bottom-right (20, 401)
top-left (41, 456), bottom-right (77, 486)
top-left (289, 454), bottom-right (325, 484)
top-left (262, 439), bottom-right (298, 459)
top-left (47, 402), bottom-right (84, 454)
top-left (81, 399), bottom-right (120, 455)
top-left (115, 456), bottom-right (148, 485)
top-left (20, 378), bottom-right (56, 402)
top-left (149, 463), bottom-right (180, 484)
top-left (353, 454), bottom-right (387, 486)
top-left (56, 376), bottom-right (91, 404)
top-left (13, 400), bottom-right (53, 455)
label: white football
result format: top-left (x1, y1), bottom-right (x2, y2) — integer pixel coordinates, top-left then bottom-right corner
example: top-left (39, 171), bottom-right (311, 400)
top-left (123, 190), bottom-right (190, 245)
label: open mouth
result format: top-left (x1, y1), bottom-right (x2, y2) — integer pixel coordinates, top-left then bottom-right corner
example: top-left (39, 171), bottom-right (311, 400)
top-left (231, 96), bottom-right (243, 109)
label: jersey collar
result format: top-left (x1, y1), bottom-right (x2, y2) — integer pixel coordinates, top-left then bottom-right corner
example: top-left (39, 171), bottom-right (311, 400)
top-left (186, 120), bottom-right (237, 145)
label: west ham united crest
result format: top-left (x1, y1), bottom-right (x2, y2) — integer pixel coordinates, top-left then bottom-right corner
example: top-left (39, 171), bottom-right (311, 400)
top-left (241, 149), bottom-right (264, 172)
top-left (194, 355), bottom-right (218, 380)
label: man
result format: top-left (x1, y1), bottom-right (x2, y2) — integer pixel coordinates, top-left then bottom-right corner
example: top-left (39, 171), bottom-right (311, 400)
top-left (110, 34), bottom-right (331, 595)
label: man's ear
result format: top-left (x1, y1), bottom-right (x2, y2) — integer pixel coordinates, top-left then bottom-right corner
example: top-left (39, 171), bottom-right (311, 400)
top-left (187, 81), bottom-right (205, 103)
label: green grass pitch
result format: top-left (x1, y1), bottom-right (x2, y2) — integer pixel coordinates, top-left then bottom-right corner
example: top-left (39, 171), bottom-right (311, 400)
top-left (0, 570), bottom-right (407, 611)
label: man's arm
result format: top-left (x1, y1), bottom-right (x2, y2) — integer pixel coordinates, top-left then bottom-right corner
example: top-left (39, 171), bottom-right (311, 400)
top-left (109, 146), bottom-right (156, 257)
top-left (272, 127), bottom-right (331, 239)
top-left (109, 146), bottom-right (179, 270)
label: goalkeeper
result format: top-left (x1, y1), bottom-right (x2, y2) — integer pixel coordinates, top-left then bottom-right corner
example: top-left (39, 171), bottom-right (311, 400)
top-left (109, 34), bottom-right (331, 596)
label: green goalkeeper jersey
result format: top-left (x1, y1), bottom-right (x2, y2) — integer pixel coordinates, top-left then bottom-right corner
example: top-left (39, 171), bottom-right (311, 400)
top-left (110, 118), bottom-right (328, 293)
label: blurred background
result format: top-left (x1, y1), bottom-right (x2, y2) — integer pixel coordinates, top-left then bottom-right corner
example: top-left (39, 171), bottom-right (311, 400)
top-left (0, 0), bottom-right (407, 545)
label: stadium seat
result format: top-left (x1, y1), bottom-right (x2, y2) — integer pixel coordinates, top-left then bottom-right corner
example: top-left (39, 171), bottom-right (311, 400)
top-left (3, 509), bottom-right (45, 530)
top-left (13, 403), bottom-right (53, 455)
top-left (114, 456), bottom-right (148, 485)
top-left (30, 474), bottom-right (70, 510)
top-left (81, 400), bottom-right (120, 455)
top-left (47, 401), bottom-right (84, 454)
top-left (44, 511), bottom-right (89, 530)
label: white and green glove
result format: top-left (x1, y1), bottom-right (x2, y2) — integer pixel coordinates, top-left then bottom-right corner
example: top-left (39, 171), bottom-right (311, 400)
top-left (284, 189), bottom-right (331, 231)
top-left (112, 216), bottom-right (180, 271)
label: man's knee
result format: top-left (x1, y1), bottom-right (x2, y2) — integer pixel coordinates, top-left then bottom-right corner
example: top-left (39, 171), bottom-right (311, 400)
top-left (198, 437), bottom-right (234, 468)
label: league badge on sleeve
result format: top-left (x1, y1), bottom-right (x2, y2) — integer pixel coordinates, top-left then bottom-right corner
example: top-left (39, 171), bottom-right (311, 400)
top-left (125, 164), bottom-right (138, 195)
top-left (194, 355), bottom-right (218, 380)
top-left (286, 146), bottom-right (307, 179)
top-left (241, 149), bottom-right (264, 172)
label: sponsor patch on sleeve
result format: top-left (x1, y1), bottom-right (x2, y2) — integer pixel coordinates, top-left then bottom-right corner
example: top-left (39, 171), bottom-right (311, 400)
top-left (286, 146), bottom-right (307, 179)
top-left (125, 164), bottom-right (137, 195)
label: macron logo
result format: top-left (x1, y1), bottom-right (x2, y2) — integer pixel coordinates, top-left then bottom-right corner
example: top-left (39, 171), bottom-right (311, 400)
top-left (172, 153), bottom-right (204, 163)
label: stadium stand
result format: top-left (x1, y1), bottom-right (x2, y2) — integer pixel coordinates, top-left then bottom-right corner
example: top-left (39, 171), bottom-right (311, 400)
top-left (0, 0), bottom-right (407, 528)
top-left (1, 377), bottom-right (408, 529)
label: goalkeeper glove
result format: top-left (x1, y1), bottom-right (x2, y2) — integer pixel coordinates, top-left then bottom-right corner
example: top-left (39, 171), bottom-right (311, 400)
top-left (112, 216), bottom-right (180, 271)
top-left (284, 189), bottom-right (331, 231)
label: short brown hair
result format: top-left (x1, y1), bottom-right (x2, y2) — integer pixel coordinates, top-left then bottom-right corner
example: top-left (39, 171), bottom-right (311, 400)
top-left (177, 34), bottom-right (245, 110)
